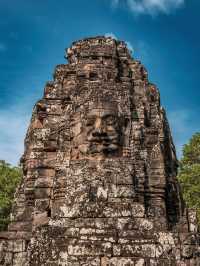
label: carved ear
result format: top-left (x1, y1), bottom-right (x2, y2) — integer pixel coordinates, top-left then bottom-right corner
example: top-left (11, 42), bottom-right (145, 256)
top-left (124, 117), bottom-right (129, 128)
top-left (119, 116), bottom-right (129, 129)
top-left (119, 116), bottom-right (131, 148)
top-left (36, 101), bottom-right (46, 113)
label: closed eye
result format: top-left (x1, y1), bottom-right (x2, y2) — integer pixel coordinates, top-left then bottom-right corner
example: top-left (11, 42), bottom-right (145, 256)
top-left (104, 115), bottom-right (117, 125)
top-left (86, 119), bottom-right (95, 126)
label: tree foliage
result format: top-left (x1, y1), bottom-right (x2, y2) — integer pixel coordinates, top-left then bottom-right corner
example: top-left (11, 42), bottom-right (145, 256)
top-left (0, 160), bottom-right (22, 231)
top-left (178, 133), bottom-right (200, 222)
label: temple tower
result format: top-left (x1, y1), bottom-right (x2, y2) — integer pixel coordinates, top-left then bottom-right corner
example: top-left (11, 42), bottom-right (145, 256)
top-left (0, 36), bottom-right (199, 265)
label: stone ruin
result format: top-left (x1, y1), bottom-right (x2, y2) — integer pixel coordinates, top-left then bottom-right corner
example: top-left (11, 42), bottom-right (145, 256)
top-left (0, 36), bottom-right (199, 265)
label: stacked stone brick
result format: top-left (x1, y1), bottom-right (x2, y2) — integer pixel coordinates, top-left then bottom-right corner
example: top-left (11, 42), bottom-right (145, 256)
top-left (0, 36), bottom-right (199, 265)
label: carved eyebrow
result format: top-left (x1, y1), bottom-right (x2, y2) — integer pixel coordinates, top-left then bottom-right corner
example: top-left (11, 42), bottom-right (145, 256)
top-left (86, 115), bottom-right (96, 120)
top-left (102, 114), bottom-right (117, 119)
top-left (85, 116), bottom-right (96, 124)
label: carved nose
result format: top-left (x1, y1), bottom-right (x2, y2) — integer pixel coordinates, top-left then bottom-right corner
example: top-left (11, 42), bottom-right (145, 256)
top-left (95, 118), bottom-right (102, 129)
top-left (92, 127), bottom-right (104, 137)
top-left (93, 128), bottom-right (102, 135)
top-left (92, 119), bottom-right (105, 137)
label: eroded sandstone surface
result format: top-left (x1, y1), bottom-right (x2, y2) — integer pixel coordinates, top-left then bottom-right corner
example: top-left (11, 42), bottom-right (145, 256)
top-left (0, 36), bottom-right (199, 265)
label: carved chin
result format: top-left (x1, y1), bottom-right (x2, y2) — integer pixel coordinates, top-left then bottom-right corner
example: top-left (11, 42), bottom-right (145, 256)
top-left (79, 144), bottom-right (90, 154)
top-left (103, 144), bottom-right (119, 153)
top-left (80, 143), bottom-right (118, 155)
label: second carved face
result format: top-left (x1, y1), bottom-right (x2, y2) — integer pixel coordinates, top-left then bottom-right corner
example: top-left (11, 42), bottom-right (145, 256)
top-left (71, 103), bottom-right (121, 159)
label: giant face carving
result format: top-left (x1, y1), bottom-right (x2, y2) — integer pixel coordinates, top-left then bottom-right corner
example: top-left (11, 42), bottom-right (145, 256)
top-left (71, 102), bottom-right (122, 159)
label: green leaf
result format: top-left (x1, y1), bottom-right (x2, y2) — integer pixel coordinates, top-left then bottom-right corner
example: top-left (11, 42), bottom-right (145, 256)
top-left (177, 132), bottom-right (200, 223)
top-left (0, 160), bottom-right (22, 231)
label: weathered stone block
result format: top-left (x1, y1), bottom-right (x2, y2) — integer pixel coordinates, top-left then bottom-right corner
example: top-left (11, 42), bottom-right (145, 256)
top-left (68, 242), bottom-right (112, 256)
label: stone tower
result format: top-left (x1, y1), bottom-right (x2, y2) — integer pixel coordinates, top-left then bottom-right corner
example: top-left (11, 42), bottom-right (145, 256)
top-left (0, 36), bottom-right (199, 265)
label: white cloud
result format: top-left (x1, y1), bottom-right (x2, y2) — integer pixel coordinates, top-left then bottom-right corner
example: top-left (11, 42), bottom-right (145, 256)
top-left (112, 0), bottom-right (184, 15)
top-left (168, 109), bottom-right (199, 159)
top-left (0, 105), bottom-right (31, 166)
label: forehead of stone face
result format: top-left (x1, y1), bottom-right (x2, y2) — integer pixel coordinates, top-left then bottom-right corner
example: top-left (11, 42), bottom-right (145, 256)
top-left (70, 101), bottom-right (119, 126)
top-left (87, 101), bottom-right (118, 118)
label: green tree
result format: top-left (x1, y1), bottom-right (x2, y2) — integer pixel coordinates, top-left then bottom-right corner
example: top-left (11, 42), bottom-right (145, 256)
top-left (0, 160), bottom-right (22, 231)
top-left (178, 133), bottom-right (200, 222)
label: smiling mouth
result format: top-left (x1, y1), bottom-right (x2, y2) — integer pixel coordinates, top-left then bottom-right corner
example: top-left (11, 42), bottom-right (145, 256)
top-left (90, 140), bottom-right (119, 149)
top-left (87, 134), bottom-right (120, 155)
top-left (89, 135), bottom-right (118, 142)
top-left (89, 142), bottom-right (119, 154)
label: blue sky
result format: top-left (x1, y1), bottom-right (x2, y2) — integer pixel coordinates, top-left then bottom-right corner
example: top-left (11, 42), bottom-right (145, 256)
top-left (0, 0), bottom-right (199, 165)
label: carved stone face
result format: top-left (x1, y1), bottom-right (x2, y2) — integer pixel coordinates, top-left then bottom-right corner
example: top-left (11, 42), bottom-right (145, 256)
top-left (71, 102), bottom-right (121, 159)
